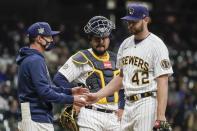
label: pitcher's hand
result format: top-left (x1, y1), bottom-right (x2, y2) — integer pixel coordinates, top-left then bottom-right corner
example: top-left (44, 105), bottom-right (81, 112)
top-left (85, 93), bottom-right (99, 104)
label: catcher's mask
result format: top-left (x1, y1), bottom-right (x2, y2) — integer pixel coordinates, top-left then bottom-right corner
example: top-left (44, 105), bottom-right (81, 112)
top-left (84, 16), bottom-right (115, 38)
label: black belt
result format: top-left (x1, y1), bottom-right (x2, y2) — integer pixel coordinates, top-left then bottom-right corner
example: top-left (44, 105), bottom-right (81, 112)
top-left (126, 91), bottom-right (156, 102)
top-left (85, 106), bottom-right (114, 113)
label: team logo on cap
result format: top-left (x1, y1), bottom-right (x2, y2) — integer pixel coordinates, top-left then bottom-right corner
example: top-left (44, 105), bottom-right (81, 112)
top-left (38, 28), bottom-right (45, 34)
top-left (128, 8), bottom-right (134, 15)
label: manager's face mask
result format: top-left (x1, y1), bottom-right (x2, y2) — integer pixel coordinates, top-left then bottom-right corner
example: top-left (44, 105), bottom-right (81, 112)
top-left (42, 37), bottom-right (56, 51)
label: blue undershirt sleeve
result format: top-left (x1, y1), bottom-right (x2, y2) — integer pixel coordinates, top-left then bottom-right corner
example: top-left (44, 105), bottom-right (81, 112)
top-left (118, 89), bottom-right (125, 109)
top-left (53, 72), bottom-right (75, 89)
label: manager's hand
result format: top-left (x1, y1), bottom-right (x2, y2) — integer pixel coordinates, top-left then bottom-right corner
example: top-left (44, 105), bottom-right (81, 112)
top-left (73, 95), bottom-right (87, 107)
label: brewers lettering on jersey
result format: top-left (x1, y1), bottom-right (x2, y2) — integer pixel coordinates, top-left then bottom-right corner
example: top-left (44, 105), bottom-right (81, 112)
top-left (121, 56), bottom-right (149, 71)
top-left (86, 3), bottom-right (173, 131)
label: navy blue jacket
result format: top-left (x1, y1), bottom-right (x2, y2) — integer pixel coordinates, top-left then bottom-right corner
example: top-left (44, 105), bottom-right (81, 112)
top-left (16, 47), bottom-right (74, 123)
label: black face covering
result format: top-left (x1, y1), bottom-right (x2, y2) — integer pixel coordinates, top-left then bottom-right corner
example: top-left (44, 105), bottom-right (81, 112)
top-left (41, 37), bottom-right (56, 51)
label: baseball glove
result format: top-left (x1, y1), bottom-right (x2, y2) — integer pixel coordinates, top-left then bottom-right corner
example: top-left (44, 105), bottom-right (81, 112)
top-left (153, 120), bottom-right (172, 131)
top-left (60, 105), bottom-right (79, 131)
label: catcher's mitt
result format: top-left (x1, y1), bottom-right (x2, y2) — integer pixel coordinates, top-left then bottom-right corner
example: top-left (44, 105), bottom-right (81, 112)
top-left (60, 105), bottom-right (79, 131)
top-left (153, 120), bottom-right (172, 131)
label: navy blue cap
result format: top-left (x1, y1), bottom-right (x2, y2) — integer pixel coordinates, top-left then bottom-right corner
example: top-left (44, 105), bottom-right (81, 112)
top-left (121, 4), bottom-right (149, 21)
top-left (27, 22), bottom-right (60, 37)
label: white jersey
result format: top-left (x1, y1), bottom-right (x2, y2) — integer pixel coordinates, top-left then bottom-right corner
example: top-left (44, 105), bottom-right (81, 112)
top-left (117, 33), bottom-right (173, 97)
top-left (59, 48), bottom-right (118, 111)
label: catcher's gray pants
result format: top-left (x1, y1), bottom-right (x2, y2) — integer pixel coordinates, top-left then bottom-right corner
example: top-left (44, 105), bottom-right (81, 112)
top-left (78, 107), bottom-right (121, 131)
top-left (17, 102), bottom-right (54, 131)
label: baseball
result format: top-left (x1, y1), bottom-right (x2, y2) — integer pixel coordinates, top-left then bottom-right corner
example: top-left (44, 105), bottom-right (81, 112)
top-left (80, 97), bottom-right (86, 101)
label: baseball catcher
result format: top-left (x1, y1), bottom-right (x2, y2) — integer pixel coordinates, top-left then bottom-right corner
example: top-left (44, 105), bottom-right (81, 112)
top-left (53, 15), bottom-right (125, 131)
top-left (60, 105), bottom-right (79, 131)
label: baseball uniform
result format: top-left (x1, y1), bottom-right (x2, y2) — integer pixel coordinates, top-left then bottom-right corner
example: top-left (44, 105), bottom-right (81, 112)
top-left (116, 33), bottom-right (173, 131)
top-left (57, 49), bottom-right (123, 131)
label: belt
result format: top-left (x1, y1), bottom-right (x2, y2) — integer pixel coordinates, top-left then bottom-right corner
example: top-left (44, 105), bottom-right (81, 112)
top-left (85, 106), bottom-right (114, 113)
top-left (126, 91), bottom-right (156, 102)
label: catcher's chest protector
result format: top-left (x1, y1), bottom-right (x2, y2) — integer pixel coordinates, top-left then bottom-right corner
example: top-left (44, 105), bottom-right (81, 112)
top-left (81, 50), bottom-right (120, 104)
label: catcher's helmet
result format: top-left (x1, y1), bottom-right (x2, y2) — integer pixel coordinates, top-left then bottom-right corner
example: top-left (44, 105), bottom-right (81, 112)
top-left (84, 16), bottom-right (115, 38)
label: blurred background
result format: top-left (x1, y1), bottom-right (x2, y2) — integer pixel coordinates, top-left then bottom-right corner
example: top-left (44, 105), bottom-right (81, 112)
top-left (0, 0), bottom-right (196, 131)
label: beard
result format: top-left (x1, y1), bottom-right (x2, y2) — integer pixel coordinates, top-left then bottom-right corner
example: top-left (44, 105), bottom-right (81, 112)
top-left (131, 26), bottom-right (143, 35)
top-left (92, 47), bottom-right (107, 56)
top-left (129, 22), bottom-right (144, 35)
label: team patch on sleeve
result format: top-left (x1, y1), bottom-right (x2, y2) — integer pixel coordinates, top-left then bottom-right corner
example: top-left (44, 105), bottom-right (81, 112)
top-left (62, 64), bottom-right (69, 70)
top-left (160, 59), bottom-right (171, 70)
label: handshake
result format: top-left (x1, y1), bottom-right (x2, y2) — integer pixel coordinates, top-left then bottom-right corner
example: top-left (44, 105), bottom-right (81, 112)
top-left (71, 86), bottom-right (98, 107)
